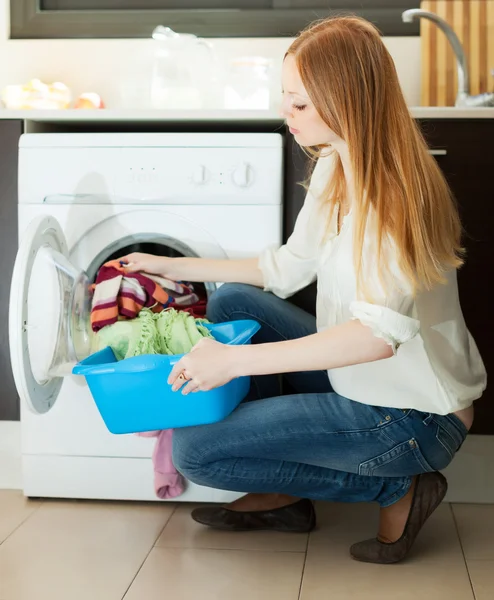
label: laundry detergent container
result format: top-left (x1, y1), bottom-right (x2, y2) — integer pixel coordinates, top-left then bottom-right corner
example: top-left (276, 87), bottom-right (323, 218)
top-left (72, 319), bottom-right (260, 434)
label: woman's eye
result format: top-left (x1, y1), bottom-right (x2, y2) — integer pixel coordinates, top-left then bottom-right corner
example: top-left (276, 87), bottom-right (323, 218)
top-left (293, 104), bottom-right (307, 111)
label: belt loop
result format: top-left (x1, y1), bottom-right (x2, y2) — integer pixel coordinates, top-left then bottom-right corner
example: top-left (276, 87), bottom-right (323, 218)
top-left (422, 413), bottom-right (434, 426)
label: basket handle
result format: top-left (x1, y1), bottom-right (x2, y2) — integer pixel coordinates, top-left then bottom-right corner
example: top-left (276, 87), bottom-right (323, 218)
top-left (73, 354), bottom-right (176, 377)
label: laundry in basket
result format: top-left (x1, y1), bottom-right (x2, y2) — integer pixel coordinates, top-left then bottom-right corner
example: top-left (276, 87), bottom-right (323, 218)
top-left (73, 319), bottom-right (260, 434)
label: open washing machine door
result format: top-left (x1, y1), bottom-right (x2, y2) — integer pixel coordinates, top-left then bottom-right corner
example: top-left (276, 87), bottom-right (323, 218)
top-left (9, 215), bottom-right (92, 414)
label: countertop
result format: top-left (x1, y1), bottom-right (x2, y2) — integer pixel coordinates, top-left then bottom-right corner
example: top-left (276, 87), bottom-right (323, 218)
top-left (0, 107), bottom-right (493, 122)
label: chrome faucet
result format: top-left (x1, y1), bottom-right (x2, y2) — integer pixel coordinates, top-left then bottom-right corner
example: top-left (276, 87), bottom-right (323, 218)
top-left (402, 8), bottom-right (494, 107)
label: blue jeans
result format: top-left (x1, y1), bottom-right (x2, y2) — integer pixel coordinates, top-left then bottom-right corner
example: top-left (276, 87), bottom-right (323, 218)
top-left (172, 284), bottom-right (468, 507)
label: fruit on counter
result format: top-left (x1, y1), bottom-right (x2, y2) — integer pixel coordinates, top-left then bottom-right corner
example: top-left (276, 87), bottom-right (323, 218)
top-left (74, 92), bottom-right (105, 109)
top-left (1, 79), bottom-right (71, 109)
top-left (0, 80), bottom-right (105, 110)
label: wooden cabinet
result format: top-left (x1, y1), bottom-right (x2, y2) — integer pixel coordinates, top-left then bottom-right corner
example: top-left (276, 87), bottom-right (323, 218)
top-left (283, 118), bottom-right (494, 435)
top-left (0, 120), bottom-right (23, 421)
top-left (421, 119), bottom-right (494, 434)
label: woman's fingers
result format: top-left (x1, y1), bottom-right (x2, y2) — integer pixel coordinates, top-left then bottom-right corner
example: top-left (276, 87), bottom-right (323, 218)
top-left (168, 359), bottom-right (186, 387)
top-left (181, 379), bottom-right (200, 395)
top-left (168, 359), bottom-right (202, 394)
top-left (118, 254), bottom-right (139, 272)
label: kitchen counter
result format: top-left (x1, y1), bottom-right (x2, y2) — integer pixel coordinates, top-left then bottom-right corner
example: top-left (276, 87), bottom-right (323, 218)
top-left (0, 106), bottom-right (493, 122)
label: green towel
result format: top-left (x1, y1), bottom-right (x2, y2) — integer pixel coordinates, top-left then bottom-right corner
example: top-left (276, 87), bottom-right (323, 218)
top-left (96, 308), bottom-right (212, 360)
top-left (154, 308), bottom-right (213, 355)
top-left (95, 308), bottom-right (160, 360)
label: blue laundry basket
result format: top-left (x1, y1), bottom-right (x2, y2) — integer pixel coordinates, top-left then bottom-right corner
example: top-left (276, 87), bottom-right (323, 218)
top-left (72, 319), bottom-right (260, 434)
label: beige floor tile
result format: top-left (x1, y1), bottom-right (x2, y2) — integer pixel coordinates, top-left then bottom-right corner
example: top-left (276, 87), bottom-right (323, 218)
top-left (300, 552), bottom-right (474, 600)
top-left (0, 499), bottom-right (175, 600)
top-left (124, 547), bottom-right (305, 600)
top-left (308, 501), bottom-right (378, 551)
top-left (452, 504), bottom-right (494, 560)
top-left (0, 490), bottom-right (42, 543)
top-left (156, 503), bottom-right (309, 552)
top-left (466, 560), bottom-right (494, 600)
top-left (309, 501), bottom-right (461, 562)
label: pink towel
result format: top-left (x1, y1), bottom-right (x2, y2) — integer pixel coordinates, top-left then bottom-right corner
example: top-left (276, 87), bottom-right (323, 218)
top-left (138, 429), bottom-right (185, 499)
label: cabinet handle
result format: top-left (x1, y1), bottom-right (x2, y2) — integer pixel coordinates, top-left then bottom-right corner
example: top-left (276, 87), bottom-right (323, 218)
top-left (428, 149), bottom-right (447, 156)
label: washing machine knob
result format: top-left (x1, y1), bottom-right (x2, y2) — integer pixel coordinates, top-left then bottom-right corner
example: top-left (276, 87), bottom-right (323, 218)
top-left (192, 165), bottom-right (208, 185)
top-left (232, 162), bottom-right (253, 187)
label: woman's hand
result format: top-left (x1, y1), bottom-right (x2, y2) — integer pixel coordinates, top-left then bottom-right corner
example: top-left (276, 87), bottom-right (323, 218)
top-left (168, 338), bottom-right (241, 394)
top-left (118, 252), bottom-right (171, 276)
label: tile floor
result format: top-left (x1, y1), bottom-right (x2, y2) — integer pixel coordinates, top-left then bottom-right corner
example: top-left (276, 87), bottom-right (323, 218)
top-left (0, 490), bottom-right (492, 600)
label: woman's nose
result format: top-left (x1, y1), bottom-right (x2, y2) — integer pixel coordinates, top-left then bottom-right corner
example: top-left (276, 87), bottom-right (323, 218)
top-left (279, 96), bottom-right (294, 119)
top-left (279, 106), bottom-right (294, 120)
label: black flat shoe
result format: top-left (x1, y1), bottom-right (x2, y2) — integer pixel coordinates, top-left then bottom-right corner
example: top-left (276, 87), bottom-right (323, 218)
top-left (191, 498), bottom-right (316, 533)
top-left (350, 472), bottom-right (448, 564)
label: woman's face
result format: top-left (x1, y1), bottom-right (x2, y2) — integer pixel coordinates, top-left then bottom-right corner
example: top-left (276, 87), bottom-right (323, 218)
top-left (280, 54), bottom-right (341, 148)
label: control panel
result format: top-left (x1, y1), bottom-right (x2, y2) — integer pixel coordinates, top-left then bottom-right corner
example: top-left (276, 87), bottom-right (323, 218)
top-left (19, 133), bottom-right (283, 206)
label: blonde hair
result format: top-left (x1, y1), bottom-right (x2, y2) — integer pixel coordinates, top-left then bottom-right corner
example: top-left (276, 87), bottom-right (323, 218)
top-left (287, 16), bottom-right (463, 296)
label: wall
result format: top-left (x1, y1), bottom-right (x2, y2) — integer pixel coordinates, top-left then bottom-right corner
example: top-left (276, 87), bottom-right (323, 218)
top-left (0, 1), bottom-right (422, 109)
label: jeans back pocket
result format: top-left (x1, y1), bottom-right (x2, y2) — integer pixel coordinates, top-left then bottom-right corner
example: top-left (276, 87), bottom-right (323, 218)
top-left (359, 438), bottom-right (435, 477)
top-left (434, 418), bottom-right (466, 461)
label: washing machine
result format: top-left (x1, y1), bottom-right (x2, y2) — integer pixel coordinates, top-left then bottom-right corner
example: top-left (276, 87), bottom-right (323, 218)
top-left (9, 132), bottom-right (283, 501)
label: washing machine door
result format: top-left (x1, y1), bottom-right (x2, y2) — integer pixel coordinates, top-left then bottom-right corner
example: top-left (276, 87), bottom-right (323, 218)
top-left (9, 215), bottom-right (92, 415)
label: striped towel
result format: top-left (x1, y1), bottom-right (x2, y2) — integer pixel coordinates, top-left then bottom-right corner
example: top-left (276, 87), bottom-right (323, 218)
top-left (145, 273), bottom-right (200, 307)
top-left (91, 260), bottom-right (204, 332)
top-left (90, 260), bottom-right (173, 332)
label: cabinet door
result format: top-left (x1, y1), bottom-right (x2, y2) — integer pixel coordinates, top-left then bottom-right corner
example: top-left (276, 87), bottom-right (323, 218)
top-left (418, 118), bottom-right (494, 435)
top-left (0, 120), bottom-right (23, 421)
top-left (283, 120), bottom-right (494, 434)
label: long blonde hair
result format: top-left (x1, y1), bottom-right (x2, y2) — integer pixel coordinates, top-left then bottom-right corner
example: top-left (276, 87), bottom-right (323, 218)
top-left (287, 16), bottom-right (463, 296)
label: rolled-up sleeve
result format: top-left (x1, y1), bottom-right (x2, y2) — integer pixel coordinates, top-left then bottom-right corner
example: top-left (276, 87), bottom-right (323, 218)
top-left (350, 300), bottom-right (420, 354)
top-left (258, 155), bottom-right (333, 299)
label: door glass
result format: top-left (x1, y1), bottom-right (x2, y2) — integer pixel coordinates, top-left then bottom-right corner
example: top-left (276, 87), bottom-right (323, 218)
top-left (27, 245), bottom-right (92, 384)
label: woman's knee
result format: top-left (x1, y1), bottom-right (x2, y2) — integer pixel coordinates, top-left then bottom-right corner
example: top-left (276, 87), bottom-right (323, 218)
top-left (172, 426), bottom-right (230, 489)
top-left (172, 426), bottom-right (218, 483)
top-left (206, 282), bottom-right (261, 323)
top-left (172, 428), bottom-right (199, 476)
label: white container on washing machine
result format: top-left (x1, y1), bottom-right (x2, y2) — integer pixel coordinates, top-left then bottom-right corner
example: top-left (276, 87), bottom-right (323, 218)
top-left (9, 133), bottom-right (283, 501)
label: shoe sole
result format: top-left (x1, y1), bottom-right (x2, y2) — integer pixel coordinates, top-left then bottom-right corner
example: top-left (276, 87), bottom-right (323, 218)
top-left (191, 515), bottom-right (316, 533)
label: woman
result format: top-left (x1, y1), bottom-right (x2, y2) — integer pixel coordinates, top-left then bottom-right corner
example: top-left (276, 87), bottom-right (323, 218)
top-left (120, 16), bottom-right (486, 564)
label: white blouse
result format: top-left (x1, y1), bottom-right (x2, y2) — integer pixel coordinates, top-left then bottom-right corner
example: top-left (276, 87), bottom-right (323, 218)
top-left (259, 154), bottom-right (486, 415)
